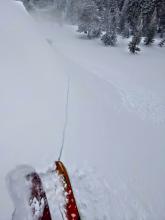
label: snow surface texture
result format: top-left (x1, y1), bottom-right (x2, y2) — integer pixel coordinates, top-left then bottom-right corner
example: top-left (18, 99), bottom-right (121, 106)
top-left (1, 1), bottom-right (165, 220)
top-left (39, 24), bottom-right (165, 125)
top-left (6, 165), bottom-right (67, 220)
top-left (6, 165), bottom-right (35, 220)
top-left (40, 166), bottom-right (68, 220)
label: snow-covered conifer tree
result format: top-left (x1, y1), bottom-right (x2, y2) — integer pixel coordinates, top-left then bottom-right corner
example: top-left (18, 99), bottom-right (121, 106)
top-left (101, 0), bottom-right (118, 46)
top-left (159, 38), bottom-right (165, 47)
top-left (144, 9), bottom-right (157, 46)
top-left (125, 0), bottom-right (142, 35)
top-left (118, 0), bottom-right (130, 38)
top-left (128, 16), bottom-right (142, 53)
top-left (141, 0), bottom-right (155, 36)
top-left (128, 33), bottom-right (141, 53)
top-left (156, 0), bottom-right (165, 38)
top-left (77, 0), bottom-right (101, 39)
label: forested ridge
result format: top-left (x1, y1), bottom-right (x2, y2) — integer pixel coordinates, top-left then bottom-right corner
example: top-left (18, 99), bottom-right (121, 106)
top-left (22, 0), bottom-right (165, 53)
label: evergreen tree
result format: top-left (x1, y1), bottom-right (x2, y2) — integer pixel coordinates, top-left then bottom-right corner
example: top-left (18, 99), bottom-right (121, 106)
top-left (159, 38), bottom-right (165, 47)
top-left (21, 0), bottom-right (165, 54)
top-left (128, 17), bottom-right (142, 53)
top-left (128, 33), bottom-right (141, 53)
top-left (125, 0), bottom-right (142, 35)
top-left (118, 0), bottom-right (127, 32)
top-left (144, 9), bottom-right (157, 46)
top-left (118, 0), bottom-right (125, 11)
top-left (101, 0), bottom-right (118, 46)
top-left (141, 0), bottom-right (156, 36)
top-left (77, 0), bottom-right (101, 39)
top-left (157, 0), bottom-right (165, 38)
top-left (119, 0), bottom-right (130, 37)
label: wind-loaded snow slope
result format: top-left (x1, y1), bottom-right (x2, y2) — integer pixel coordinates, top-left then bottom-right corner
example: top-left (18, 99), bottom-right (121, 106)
top-left (1, 1), bottom-right (165, 220)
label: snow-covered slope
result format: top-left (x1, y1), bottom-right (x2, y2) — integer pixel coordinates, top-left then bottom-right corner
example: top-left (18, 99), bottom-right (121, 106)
top-left (37, 23), bottom-right (165, 219)
top-left (0, 1), bottom-right (67, 219)
top-left (1, 1), bottom-right (165, 220)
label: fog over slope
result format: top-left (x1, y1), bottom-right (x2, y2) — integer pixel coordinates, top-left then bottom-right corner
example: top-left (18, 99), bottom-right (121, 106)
top-left (0, 1), bottom-right (165, 219)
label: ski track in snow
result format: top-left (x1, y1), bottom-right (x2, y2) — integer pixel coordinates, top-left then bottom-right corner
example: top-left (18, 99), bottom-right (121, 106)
top-left (71, 60), bottom-right (165, 125)
top-left (91, 70), bottom-right (165, 125)
top-left (1, 2), bottom-right (165, 220)
top-left (61, 45), bottom-right (165, 125)
top-left (45, 32), bottom-right (165, 125)
top-left (37, 23), bottom-right (165, 220)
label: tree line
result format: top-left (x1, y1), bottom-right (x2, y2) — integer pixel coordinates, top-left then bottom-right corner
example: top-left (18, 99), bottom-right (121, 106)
top-left (22, 0), bottom-right (165, 53)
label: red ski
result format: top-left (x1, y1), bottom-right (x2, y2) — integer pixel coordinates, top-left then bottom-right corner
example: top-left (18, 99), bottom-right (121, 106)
top-left (26, 172), bottom-right (52, 220)
top-left (8, 162), bottom-right (80, 220)
top-left (55, 161), bottom-right (81, 220)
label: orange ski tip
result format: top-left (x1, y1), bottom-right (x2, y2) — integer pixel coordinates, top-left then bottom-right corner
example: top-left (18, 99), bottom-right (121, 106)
top-left (55, 160), bottom-right (65, 170)
top-left (55, 161), bottom-right (81, 220)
